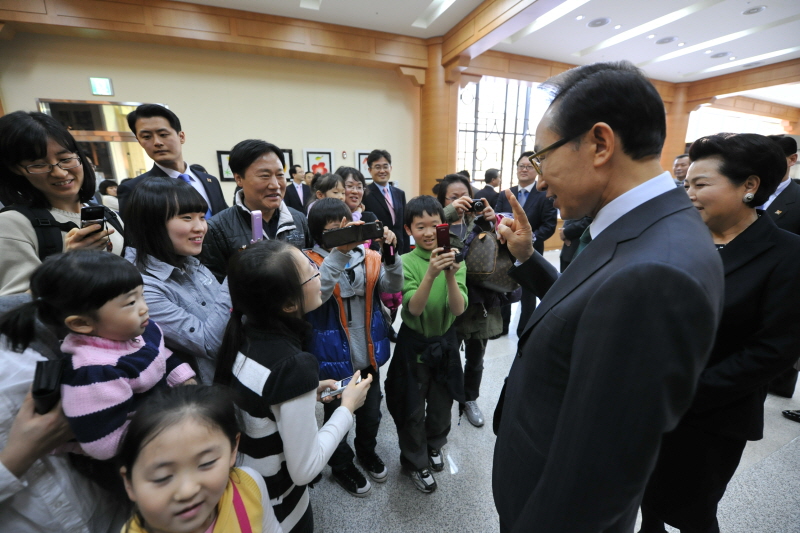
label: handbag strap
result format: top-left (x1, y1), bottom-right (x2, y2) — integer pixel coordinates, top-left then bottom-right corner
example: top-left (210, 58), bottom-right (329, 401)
top-left (461, 224), bottom-right (484, 260)
top-left (231, 481), bottom-right (253, 533)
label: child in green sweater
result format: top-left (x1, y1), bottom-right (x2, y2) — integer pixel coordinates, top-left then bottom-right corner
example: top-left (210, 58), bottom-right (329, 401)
top-left (385, 195), bottom-right (468, 493)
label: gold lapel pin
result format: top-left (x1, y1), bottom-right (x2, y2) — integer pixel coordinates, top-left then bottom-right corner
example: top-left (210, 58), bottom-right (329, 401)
top-left (207, 178), bottom-right (212, 182)
top-left (775, 210), bottom-right (783, 215)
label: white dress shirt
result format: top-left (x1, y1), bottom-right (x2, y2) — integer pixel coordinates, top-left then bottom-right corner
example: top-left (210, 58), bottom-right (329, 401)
top-left (589, 171), bottom-right (678, 239)
top-left (155, 162), bottom-right (212, 207)
top-left (0, 343), bottom-right (125, 533)
top-left (760, 177), bottom-right (791, 211)
top-left (294, 181), bottom-right (304, 204)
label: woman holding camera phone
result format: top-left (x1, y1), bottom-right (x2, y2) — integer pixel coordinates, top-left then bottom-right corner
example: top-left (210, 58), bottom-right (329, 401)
top-left (0, 111), bottom-right (123, 295)
top-left (436, 173), bottom-right (501, 428)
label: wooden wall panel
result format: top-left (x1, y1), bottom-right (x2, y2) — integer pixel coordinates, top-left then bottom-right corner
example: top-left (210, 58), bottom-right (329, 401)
top-left (375, 39), bottom-right (427, 61)
top-left (0, 0), bottom-right (45, 14)
top-left (310, 30), bottom-right (371, 53)
top-left (234, 19), bottom-right (306, 44)
top-left (710, 95), bottom-right (800, 122)
top-left (687, 58), bottom-right (800, 102)
top-left (151, 7), bottom-right (230, 34)
top-left (55, 0), bottom-right (145, 24)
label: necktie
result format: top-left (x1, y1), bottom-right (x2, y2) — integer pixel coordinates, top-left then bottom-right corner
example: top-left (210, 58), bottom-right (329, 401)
top-left (383, 187), bottom-right (396, 225)
top-left (179, 174), bottom-right (212, 219)
top-left (574, 226), bottom-right (593, 258)
top-left (518, 188), bottom-right (529, 206)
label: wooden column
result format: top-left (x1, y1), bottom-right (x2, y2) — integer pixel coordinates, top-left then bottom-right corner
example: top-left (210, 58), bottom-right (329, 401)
top-left (661, 83), bottom-right (691, 171)
top-left (419, 40), bottom-right (459, 196)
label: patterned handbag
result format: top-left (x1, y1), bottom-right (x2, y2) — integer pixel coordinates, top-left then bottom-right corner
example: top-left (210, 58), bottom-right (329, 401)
top-left (462, 225), bottom-right (520, 293)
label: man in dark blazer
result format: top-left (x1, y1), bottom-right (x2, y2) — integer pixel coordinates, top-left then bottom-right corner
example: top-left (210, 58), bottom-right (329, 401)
top-left (284, 164), bottom-right (313, 213)
top-left (475, 168), bottom-right (501, 206)
top-left (362, 149), bottom-right (409, 254)
top-left (559, 216), bottom-right (592, 272)
top-left (765, 135), bottom-right (800, 398)
top-left (495, 153), bottom-right (558, 336)
top-left (118, 104), bottom-right (228, 217)
top-left (491, 62), bottom-right (725, 533)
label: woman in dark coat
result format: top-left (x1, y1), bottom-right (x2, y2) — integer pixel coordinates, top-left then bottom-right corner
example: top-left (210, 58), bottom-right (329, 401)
top-left (640, 133), bottom-right (800, 533)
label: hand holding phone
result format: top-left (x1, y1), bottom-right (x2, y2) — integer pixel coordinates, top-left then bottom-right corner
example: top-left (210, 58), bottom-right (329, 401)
top-left (250, 210), bottom-right (263, 243)
top-left (80, 206), bottom-right (112, 252)
top-left (340, 370), bottom-right (373, 413)
top-left (320, 374), bottom-right (359, 399)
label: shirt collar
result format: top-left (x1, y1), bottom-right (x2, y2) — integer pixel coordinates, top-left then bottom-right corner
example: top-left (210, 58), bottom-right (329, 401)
top-left (412, 245), bottom-right (432, 260)
top-left (155, 161), bottom-right (194, 181)
top-left (124, 247), bottom-right (199, 281)
top-left (589, 171), bottom-right (676, 239)
top-left (519, 182), bottom-right (535, 193)
top-left (376, 183), bottom-right (391, 194)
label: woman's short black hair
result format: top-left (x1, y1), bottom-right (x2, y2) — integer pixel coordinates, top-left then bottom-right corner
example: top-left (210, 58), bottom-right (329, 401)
top-left (334, 166), bottom-right (370, 197)
top-left (0, 111), bottom-right (97, 208)
top-left (307, 197), bottom-right (353, 246)
top-left (541, 61), bottom-right (666, 161)
top-left (229, 139), bottom-right (284, 177)
top-left (404, 195), bottom-right (445, 227)
top-left (436, 174), bottom-right (473, 206)
top-left (98, 179), bottom-right (118, 195)
top-left (688, 133), bottom-right (786, 206)
top-left (122, 176), bottom-right (209, 270)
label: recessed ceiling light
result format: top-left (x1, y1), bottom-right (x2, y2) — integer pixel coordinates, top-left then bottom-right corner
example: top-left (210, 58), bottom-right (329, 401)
top-left (704, 49), bottom-right (713, 54)
top-left (710, 51), bottom-right (730, 58)
top-left (576, 15), bottom-right (585, 21)
top-left (742, 6), bottom-right (766, 15)
top-left (678, 42), bottom-right (685, 47)
top-left (614, 25), bottom-right (621, 30)
top-left (588, 17), bottom-right (610, 28)
top-left (647, 34), bottom-right (656, 39)
top-left (656, 36), bottom-right (678, 44)
top-left (729, 56), bottom-right (736, 60)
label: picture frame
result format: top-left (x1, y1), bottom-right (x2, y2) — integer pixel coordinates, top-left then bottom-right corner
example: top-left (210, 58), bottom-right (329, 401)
top-left (281, 148), bottom-right (294, 171)
top-left (216, 151), bottom-right (234, 181)
top-left (304, 149), bottom-right (335, 176)
top-left (355, 150), bottom-right (372, 182)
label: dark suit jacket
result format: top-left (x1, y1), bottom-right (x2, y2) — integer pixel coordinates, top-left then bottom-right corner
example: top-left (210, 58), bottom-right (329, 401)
top-left (117, 164), bottom-right (228, 218)
top-left (284, 182), bottom-right (313, 214)
top-left (765, 178), bottom-right (800, 235)
top-left (494, 185), bottom-right (557, 254)
top-left (475, 185), bottom-right (499, 207)
top-left (559, 216), bottom-right (592, 269)
top-left (362, 183), bottom-right (408, 254)
top-left (492, 187), bottom-right (725, 532)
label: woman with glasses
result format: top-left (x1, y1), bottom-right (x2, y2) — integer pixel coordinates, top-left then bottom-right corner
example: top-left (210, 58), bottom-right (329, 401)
top-left (335, 166), bottom-right (378, 224)
top-left (436, 173), bottom-right (505, 427)
top-left (0, 111), bottom-right (123, 295)
top-left (640, 133), bottom-right (800, 533)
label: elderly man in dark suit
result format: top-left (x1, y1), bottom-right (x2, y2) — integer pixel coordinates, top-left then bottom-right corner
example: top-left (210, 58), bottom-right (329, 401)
top-left (764, 135), bottom-right (800, 399)
top-left (495, 153), bottom-right (557, 336)
top-left (118, 104), bottom-right (228, 217)
top-left (491, 61), bottom-right (725, 533)
top-left (362, 149), bottom-right (409, 254)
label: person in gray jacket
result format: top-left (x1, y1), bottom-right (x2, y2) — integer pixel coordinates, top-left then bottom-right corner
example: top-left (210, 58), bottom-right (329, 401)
top-left (199, 140), bottom-right (312, 281)
top-left (123, 177), bottom-right (231, 384)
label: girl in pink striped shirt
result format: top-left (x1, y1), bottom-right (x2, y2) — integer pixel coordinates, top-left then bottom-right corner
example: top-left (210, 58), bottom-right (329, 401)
top-left (0, 250), bottom-right (195, 460)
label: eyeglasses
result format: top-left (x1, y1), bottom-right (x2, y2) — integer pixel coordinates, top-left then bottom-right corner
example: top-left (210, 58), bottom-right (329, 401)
top-left (371, 164), bottom-right (391, 171)
top-left (25, 157), bottom-right (82, 174)
top-left (528, 132), bottom-right (585, 176)
top-left (516, 164), bottom-right (535, 172)
top-left (301, 252), bottom-right (320, 285)
top-left (302, 272), bottom-right (320, 286)
top-left (345, 184), bottom-right (364, 192)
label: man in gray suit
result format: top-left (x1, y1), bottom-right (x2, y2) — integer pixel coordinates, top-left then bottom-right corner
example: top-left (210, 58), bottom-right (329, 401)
top-left (491, 61), bottom-right (725, 532)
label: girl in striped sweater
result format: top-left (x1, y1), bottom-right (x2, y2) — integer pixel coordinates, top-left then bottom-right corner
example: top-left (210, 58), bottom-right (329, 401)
top-left (0, 250), bottom-right (195, 461)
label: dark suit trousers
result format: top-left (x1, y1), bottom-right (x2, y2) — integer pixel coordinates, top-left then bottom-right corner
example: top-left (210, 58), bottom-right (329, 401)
top-left (640, 424), bottom-right (747, 533)
top-left (768, 365), bottom-right (798, 397)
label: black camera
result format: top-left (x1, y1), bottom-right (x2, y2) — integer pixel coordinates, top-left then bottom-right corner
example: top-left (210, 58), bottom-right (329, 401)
top-left (468, 198), bottom-right (486, 213)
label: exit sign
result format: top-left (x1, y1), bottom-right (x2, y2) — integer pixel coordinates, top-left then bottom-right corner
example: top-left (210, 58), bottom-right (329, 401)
top-left (90, 77), bottom-right (114, 96)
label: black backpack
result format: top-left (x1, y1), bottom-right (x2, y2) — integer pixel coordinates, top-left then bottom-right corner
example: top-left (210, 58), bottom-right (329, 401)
top-left (0, 204), bottom-right (123, 261)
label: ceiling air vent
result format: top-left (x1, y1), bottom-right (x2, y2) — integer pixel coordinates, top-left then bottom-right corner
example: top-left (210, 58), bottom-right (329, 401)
top-left (655, 36), bottom-right (678, 45)
top-left (710, 52), bottom-right (730, 59)
top-left (742, 62), bottom-right (763, 68)
top-left (742, 6), bottom-right (766, 15)
top-left (587, 18), bottom-right (610, 28)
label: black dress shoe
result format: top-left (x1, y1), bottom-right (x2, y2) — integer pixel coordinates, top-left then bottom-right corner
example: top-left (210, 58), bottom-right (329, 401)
top-left (782, 410), bottom-right (800, 423)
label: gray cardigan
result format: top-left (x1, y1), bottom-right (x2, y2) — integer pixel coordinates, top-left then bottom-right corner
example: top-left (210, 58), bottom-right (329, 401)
top-left (125, 249), bottom-right (230, 384)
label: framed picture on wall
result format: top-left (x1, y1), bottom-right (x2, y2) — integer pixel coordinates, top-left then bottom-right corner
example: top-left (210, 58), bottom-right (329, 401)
top-left (281, 149), bottom-right (294, 171)
top-left (217, 151), bottom-right (234, 181)
top-left (304, 149), bottom-right (335, 176)
top-left (356, 150), bottom-right (372, 182)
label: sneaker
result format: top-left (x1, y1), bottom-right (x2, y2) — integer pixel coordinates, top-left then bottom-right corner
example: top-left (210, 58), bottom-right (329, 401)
top-left (463, 401), bottom-right (485, 427)
top-left (358, 452), bottom-right (388, 482)
top-left (405, 467), bottom-right (437, 493)
top-left (332, 463), bottom-right (371, 497)
top-left (428, 447), bottom-right (444, 472)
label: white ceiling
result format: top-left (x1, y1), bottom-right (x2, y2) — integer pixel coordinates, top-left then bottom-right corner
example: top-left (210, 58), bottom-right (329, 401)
top-left (176, 0), bottom-right (800, 88)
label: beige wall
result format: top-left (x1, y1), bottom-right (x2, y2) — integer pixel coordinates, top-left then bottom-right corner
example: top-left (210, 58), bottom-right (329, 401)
top-left (0, 33), bottom-right (421, 199)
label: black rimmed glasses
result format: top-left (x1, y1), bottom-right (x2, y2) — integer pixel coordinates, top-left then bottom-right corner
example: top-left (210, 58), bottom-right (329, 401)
top-left (25, 157), bottom-right (82, 174)
top-left (301, 252), bottom-right (320, 285)
top-left (528, 132), bottom-right (585, 176)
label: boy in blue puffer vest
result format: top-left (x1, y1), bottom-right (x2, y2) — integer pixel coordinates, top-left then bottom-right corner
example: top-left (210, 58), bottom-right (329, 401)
top-left (305, 198), bottom-right (403, 497)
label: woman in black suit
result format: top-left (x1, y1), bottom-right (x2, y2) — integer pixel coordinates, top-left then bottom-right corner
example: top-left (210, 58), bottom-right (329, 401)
top-left (640, 133), bottom-right (800, 533)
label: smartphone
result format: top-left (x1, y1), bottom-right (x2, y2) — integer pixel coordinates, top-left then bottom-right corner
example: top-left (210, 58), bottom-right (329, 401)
top-left (32, 359), bottom-right (65, 415)
top-left (320, 374), bottom-right (361, 399)
top-left (320, 221), bottom-right (384, 249)
top-left (436, 223), bottom-right (450, 252)
top-left (250, 210), bottom-right (263, 243)
top-left (81, 205), bottom-right (111, 251)
top-left (382, 241), bottom-right (395, 265)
